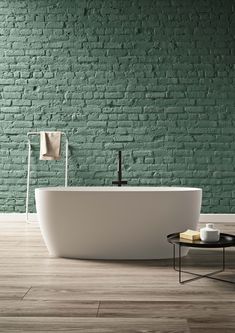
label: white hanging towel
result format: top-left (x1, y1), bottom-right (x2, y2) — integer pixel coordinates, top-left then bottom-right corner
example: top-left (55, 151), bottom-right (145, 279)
top-left (40, 131), bottom-right (61, 160)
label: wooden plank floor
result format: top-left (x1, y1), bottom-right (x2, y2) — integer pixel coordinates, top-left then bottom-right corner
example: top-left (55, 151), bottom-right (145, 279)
top-left (0, 221), bottom-right (235, 332)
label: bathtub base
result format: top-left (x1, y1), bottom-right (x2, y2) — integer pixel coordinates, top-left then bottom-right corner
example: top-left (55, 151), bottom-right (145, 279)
top-left (49, 249), bottom-right (190, 260)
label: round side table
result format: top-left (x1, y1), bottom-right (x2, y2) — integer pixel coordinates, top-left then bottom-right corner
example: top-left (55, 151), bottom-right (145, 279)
top-left (167, 232), bottom-right (235, 284)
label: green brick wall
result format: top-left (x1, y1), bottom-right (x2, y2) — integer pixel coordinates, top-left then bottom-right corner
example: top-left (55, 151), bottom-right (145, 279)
top-left (0, 0), bottom-right (235, 213)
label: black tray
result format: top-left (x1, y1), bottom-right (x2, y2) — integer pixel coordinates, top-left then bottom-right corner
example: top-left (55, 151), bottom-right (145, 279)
top-left (167, 232), bottom-right (235, 248)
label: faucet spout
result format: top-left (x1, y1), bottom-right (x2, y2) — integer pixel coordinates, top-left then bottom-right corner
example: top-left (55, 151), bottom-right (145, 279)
top-left (112, 150), bottom-right (128, 187)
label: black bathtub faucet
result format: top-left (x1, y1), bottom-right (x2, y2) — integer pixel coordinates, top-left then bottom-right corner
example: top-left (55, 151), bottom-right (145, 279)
top-left (112, 150), bottom-right (128, 187)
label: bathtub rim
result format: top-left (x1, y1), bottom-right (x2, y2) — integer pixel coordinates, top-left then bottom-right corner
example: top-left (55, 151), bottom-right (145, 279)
top-left (35, 186), bottom-right (202, 192)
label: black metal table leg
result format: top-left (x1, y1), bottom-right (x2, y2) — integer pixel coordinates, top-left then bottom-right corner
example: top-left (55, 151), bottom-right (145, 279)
top-left (172, 245), bottom-right (235, 285)
top-left (179, 244), bottom-right (182, 283)
top-left (223, 246), bottom-right (225, 271)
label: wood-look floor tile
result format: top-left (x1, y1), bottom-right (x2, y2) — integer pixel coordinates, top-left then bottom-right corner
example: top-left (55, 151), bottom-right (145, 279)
top-left (0, 317), bottom-right (189, 333)
top-left (0, 287), bottom-right (30, 300)
top-left (189, 319), bottom-right (235, 333)
top-left (0, 300), bottom-right (99, 317)
top-left (24, 278), bottom-right (235, 301)
top-left (98, 301), bottom-right (235, 320)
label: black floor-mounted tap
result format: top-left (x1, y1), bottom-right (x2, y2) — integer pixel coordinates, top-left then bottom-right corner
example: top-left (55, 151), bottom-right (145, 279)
top-left (112, 150), bottom-right (128, 187)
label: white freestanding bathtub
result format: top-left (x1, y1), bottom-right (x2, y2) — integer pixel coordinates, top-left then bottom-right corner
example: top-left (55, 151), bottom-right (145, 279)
top-left (35, 186), bottom-right (202, 259)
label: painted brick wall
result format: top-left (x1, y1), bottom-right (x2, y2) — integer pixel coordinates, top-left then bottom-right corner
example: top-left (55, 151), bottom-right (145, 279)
top-left (0, 0), bottom-right (234, 213)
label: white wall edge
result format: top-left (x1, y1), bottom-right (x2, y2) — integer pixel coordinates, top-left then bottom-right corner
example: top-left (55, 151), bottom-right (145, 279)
top-left (0, 213), bottom-right (235, 223)
top-left (199, 214), bottom-right (235, 223)
top-left (0, 213), bottom-right (38, 222)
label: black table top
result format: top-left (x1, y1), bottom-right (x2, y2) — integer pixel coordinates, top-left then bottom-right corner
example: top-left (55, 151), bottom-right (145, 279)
top-left (167, 232), bottom-right (235, 248)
